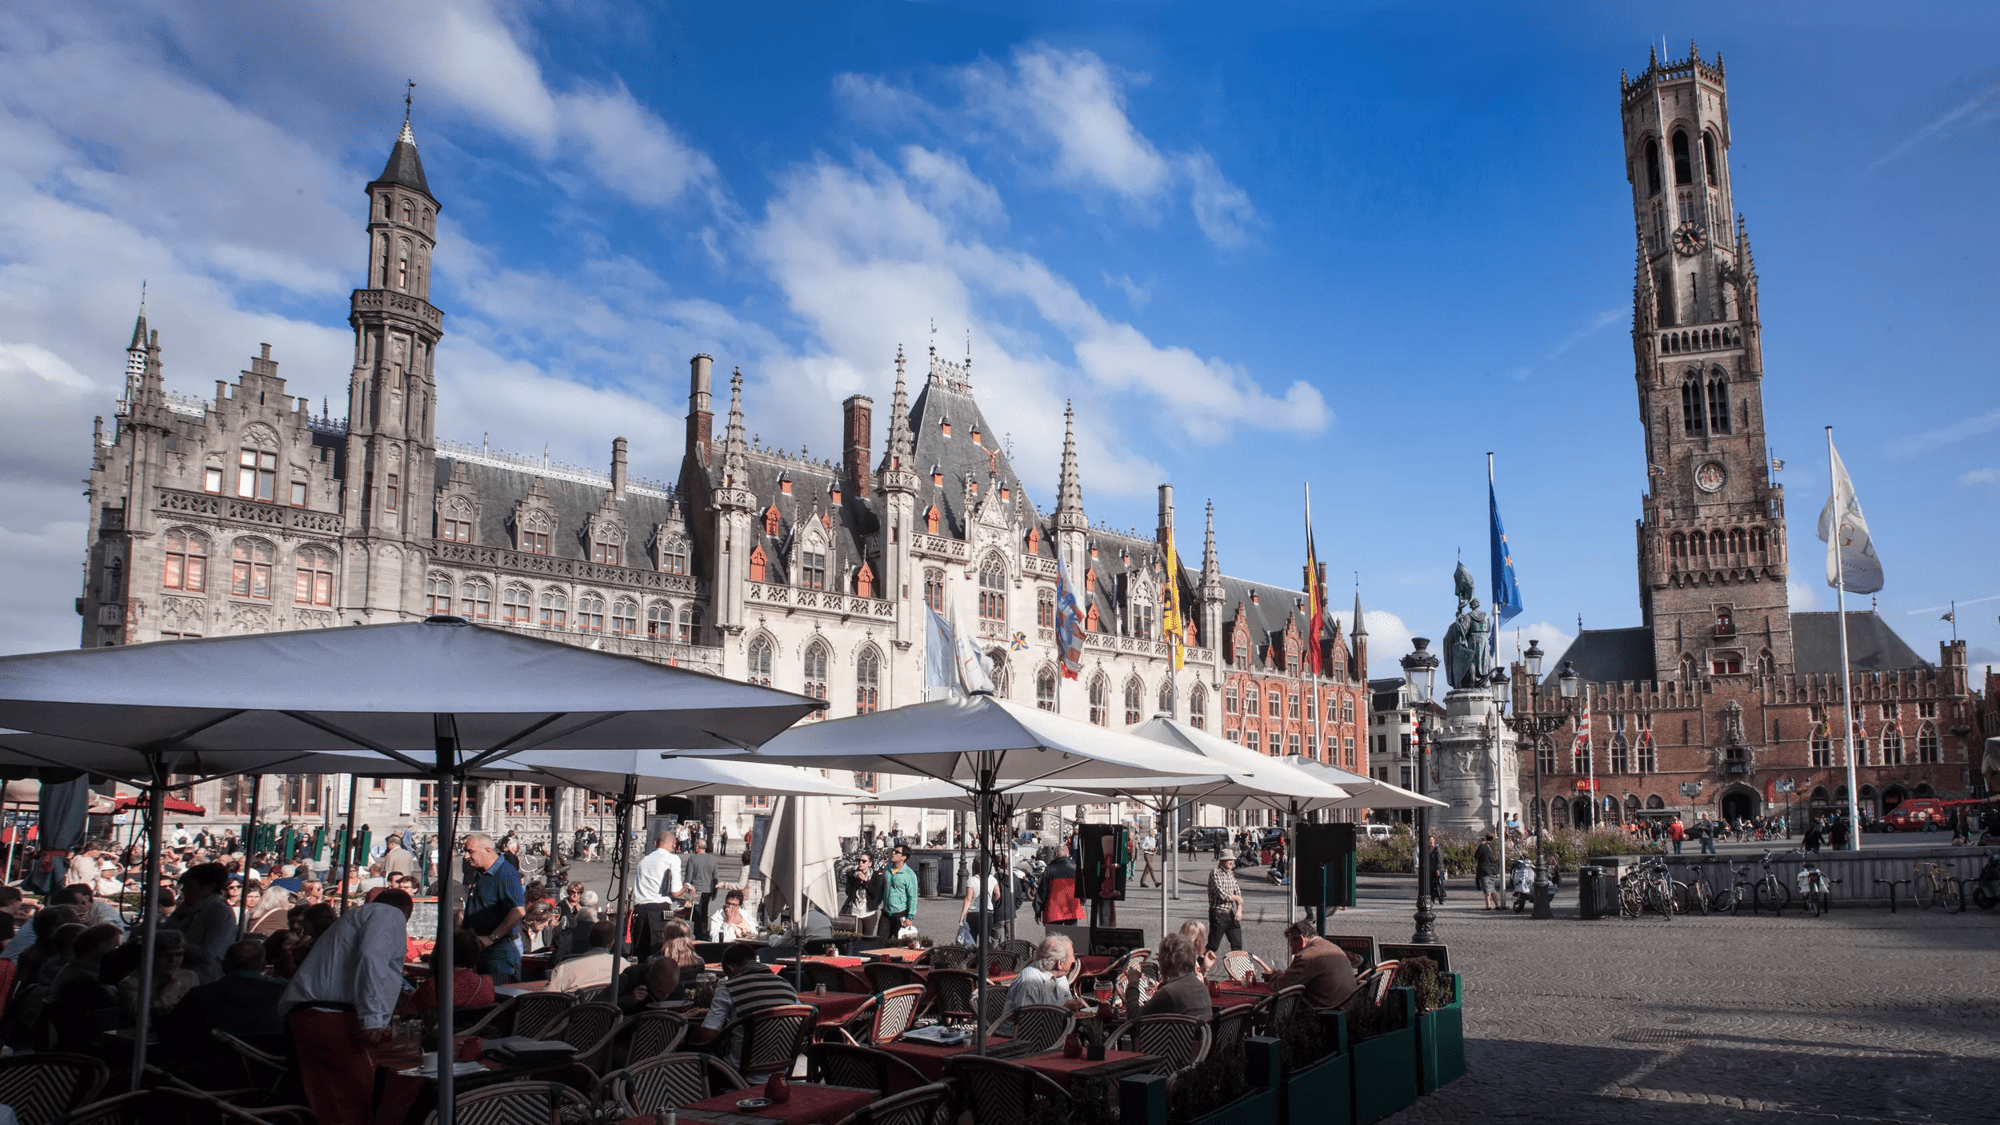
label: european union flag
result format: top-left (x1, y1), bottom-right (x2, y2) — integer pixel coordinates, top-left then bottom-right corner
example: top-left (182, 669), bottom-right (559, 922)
top-left (1489, 479), bottom-right (1522, 627)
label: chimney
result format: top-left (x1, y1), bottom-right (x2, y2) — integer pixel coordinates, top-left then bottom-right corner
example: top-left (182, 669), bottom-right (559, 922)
top-left (842, 394), bottom-right (873, 496)
top-left (611, 436), bottom-right (628, 499)
top-left (1156, 483), bottom-right (1174, 543)
top-left (687, 354), bottom-right (714, 468)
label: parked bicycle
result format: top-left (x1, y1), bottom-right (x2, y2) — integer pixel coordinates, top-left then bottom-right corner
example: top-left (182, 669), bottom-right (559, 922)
top-left (1619, 857), bottom-right (1674, 919)
top-left (1721, 851), bottom-right (1792, 914)
top-left (1675, 859), bottom-right (1716, 916)
top-left (1912, 860), bottom-right (1962, 912)
top-left (1797, 862), bottom-right (1839, 917)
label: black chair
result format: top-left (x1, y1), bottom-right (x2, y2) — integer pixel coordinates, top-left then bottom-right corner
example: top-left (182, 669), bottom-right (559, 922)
top-left (863, 962), bottom-right (922, 992)
top-left (621, 1009), bottom-right (690, 1065)
top-left (510, 991), bottom-right (578, 1039)
top-left (1108, 1013), bottom-right (1210, 1074)
top-left (999, 939), bottom-right (1038, 967)
top-left (830, 1081), bottom-right (955, 1125)
top-left (800, 960), bottom-right (853, 995)
top-left (596, 1052), bottom-right (747, 1118)
top-left (709, 1003), bottom-right (817, 1081)
top-left (418, 1079), bottom-right (591, 1125)
top-left (1001, 1004), bottom-right (1075, 1053)
top-left (806, 1043), bottom-right (931, 1095)
top-left (925, 969), bottom-right (979, 1025)
top-left (553, 1001), bottom-right (624, 1075)
top-left (0, 1053), bottom-right (110, 1125)
top-left (940, 1056), bottom-right (1072, 1125)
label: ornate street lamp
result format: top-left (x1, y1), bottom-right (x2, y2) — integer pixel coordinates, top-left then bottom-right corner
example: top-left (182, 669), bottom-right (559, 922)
top-left (1496, 641), bottom-right (1577, 918)
top-left (1402, 639), bottom-right (1441, 943)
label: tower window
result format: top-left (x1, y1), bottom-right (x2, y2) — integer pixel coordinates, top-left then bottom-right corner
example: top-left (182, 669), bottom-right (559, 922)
top-left (747, 637), bottom-right (773, 686)
top-left (1706, 373), bottom-right (1731, 434)
top-left (800, 550), bottom-right (826, 590)
top-left (229, 538), bottom-right (275, 599)
top-left (856, 647), bottom-right (880, 714)
top-left (1681, 375), bottom-right (1705, 436)
top-left (923, 568), bottom-right (944, 613)
top-left (163, 529), bottom-right (208, 592)
top-left (1672, 130), bottom-right (1693, 185)
top-left (1702, 132), bottom-right (1719, 186)
top-left (978, 554), bottom-right (1006, 622)
top-left (1645, 139), bottom-right (1663, 195)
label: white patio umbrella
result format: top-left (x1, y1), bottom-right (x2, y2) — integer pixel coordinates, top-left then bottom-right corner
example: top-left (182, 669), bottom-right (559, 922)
top-left (747, 693), bottom-right (1217, 1053)
top-left (1281, 755), bottom-right (1447, 810)
top-left (0, 618), bottom-right (820, 1113)
top-left (859, 777), bottom-right (1089, 813)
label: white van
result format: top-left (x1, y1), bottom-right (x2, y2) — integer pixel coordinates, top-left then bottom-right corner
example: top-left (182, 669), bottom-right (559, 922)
top-left (1360, 824), bottom-right (1393, 842)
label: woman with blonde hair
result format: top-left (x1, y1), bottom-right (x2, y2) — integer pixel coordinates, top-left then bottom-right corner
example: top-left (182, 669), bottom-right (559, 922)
top-left (659, 917), bottom-right (703, 972)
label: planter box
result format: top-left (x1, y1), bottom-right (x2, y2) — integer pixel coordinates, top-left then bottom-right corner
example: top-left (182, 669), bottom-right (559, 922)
top-left (1282, 1011), bottom-right (1351, 1125)
top-left (1121, 1036), bottom-right (1279, 1125)
top-left (1350, 989), bottom-right (1419, 1125)
top-left (1414, 973), bottom-right (1465, 1092)
top-left (1375, 942), bottom-right (1449, 973)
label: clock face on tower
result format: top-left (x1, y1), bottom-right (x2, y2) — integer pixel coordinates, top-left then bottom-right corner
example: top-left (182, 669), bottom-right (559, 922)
top-left (1695, 461), bottom-right (1726, 493)
top-left (1672, 220), bottom-right (1709, 257)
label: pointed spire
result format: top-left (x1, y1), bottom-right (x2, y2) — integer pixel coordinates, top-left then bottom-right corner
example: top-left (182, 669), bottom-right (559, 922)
top-left (374, 83), bottom-right (433, 199)
top-left (1352, 588), bottom-right (1368, 636)
top-left (1055, 401), bottom-right (1084, 520)
top-left (720, 366), bottom-right (749, 488)
top-left (886, 345), bottom-right (913, 465)
top-left (1200, 500), bottom-right (1222, 590)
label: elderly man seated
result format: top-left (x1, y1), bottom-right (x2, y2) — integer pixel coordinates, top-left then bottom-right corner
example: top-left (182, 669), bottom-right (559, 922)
top-left (1263, 919), bottom-right (1360, 1008)
top-left (997, 933), bottom-right (1085, 1034)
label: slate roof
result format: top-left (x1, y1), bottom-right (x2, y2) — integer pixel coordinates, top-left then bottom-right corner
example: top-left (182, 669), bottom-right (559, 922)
top-left (1791, 611), bottom-right (1930, 674)
top-left (904, 377), bottom-right (1045, 554)
top-left (735, 449), bottom-right (874, 588)
top-left (435, 455), bottom-right (685, 562)
top-left (1544, 627), bottom-right (1658, 686)
top-left (372, 129), bottom-right (433, 199)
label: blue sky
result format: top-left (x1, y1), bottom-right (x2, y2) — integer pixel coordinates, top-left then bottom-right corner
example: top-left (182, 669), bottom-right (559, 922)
top-left (2, 0), bottom-right (1995, 672)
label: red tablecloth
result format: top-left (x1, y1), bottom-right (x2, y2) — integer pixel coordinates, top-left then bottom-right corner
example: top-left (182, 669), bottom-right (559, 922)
top-left (802, 955), bottom-right (872, 993)
top-left (1019, 1049), bottom-right (1153, 1085)
top-left (878, 1036), bottom-right (1011, 1081)
top-left (801, 990), bottom-right (873, 1026)
top-left (868, 947), bottom-right (929, 963)
top-left (679, 1084), bottom-right (876, 1125)
top-left (1078, 956), bottom-right (1114, 977)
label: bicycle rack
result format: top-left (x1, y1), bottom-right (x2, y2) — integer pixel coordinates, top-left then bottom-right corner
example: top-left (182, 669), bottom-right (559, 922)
top-left (1873, 877), bottom-right (1911, 913)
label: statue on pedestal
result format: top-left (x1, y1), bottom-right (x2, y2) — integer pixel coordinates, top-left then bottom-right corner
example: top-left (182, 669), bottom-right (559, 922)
top-left (1443, 561), bottom-right (1492, 691)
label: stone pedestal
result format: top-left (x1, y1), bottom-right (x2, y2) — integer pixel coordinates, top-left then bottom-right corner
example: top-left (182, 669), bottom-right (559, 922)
top-left (1430, 688), bottom-right (1518, 838)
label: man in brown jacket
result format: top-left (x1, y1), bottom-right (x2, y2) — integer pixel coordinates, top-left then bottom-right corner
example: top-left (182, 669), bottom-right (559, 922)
top-left (1264, 919), bottom-right (1359, 1009)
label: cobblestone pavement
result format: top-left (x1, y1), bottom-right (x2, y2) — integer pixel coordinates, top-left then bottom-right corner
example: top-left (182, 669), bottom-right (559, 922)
top-left (562, 853), bottom-right (2000, 1123)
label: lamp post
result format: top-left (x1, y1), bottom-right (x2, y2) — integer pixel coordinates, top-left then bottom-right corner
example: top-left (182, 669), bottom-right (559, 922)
top-left (1495, 641), bottom-right (1577, 919)
top-left (1402, 639), bottom-right (1440, 944)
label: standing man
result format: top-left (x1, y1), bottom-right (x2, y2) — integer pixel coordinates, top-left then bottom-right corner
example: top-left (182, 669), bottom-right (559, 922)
top-left (683, 837), bottom-right (720, 942)
top-left (1137, 829), bottom-right (1159, 888)
top-left (164, 862), bottom-right (237, 984)
top-left (1668, 817), bottom-right (1686, 855)
top-left (1474, 833), bottom-right (1501, 911)
top-left (1037, 844), bottom-right (1085, 927)
top-left (1205, 854), bottom-right (1243, 954)
top-left (382, 831), bottom-right (417, 884)
top-left (279, 888), bottom-right (414, 1125)
top-left (631, 829), bottom-right (684, 959)
top-left (461, 832), bottom-right (527, 984)
top-left (878, 845), bottom-right (920, 940)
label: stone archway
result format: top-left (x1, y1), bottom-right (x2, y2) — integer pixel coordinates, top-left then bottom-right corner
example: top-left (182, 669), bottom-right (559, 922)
top-left (1718, 785), bottom-right (1760, 825)
top-left (1572, 796), bottom-right (1594, 828)
top-left (1881, 785), bottom-right (1909, 812)
top-left (1550, 798), bottom-right (1570, 829)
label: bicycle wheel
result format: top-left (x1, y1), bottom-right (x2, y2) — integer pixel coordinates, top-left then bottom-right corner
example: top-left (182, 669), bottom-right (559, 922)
top-left (1655, 881), bottom-right (1674, 920)
top-left (1620, 884), bottom-right (1642, 918)
top-left (1766, 879), bottom-right (1791, 912)
top-left (1716, 886), bottom-right (1738, 915)
top-left (1689, 879), bottom-right (1709, 917)
top-left (1942, 878), bottom-right (1964, 914)
top-left (1914, 871), bottom-right (1939, 910)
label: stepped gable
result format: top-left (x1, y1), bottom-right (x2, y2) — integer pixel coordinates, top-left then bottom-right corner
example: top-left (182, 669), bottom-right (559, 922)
top-left (1791, 611), bottom-right (1929, 674)
top-left (1217, 572), bottom-right (1331, 666)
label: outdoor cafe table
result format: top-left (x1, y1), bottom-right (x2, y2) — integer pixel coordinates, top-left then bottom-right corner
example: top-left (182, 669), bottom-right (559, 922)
top-left (1208, 979), bottom-right (1272, 1007)
top-left (865, 947), bottom-right (928, 964)
top-left (877, 1035), bottom-right (1012, 1081)
top-left (494, 980), bottom-right (551, 997)
top-left (1018, 1048), bottom-right (1158, 1089)
top-left (799, 990), bottom-right (873, 1026)
top-left (670, 1082), bottom-right (877, 1125)
top-left (801, 954), bottom-right (872, 992)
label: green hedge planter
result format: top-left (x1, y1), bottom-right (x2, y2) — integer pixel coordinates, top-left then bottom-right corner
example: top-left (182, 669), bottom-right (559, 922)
top-left (1351, 988), bottom-right (1419, 1125)
top-left (1415, 973), bottom-right (1466, 1092)
top-left (1283, 1011), bottom-right (1352, 1125)
top-left (1121, 1036), bottom-right (1280, 1125)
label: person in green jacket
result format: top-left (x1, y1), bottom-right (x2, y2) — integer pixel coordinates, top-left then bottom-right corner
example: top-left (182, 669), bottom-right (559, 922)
top-left (879, 845), bottom-right (921, 939)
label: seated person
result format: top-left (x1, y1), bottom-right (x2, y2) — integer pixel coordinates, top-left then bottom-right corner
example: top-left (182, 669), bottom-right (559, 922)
top-left (397, 928), bottom-right (494, 1015)
top-left (708, 889), bottom-right (756, 943)
top-left (998, 933), bottom-right (1085, 1034)
top-left (619, 955), bottom-right (685, 1015)
top-left (545, 920), bottom-right (616, 994)
top-left (690, 942), bottom-right (799, 1074)
top-left (117, 929), bottom-right (200, 1019)
top-left (270, 864), bottom-right (305, 894)
top-left (269, 903), bottom-right (338, 980)
top-left (163, 940), bottom-right (288, 1048)
top-left (1177, 920), bottom-right (1217, 978)
top-left (658, 918), bottom-right (704, 975)
top-left (1263, 920), bottom-right (1359, 1009)
top-left (518, 901), bottom-right (558, 957)
top-left (1122, 932), bottom-right (1211, 1019)
top-left (45, 924), bottom-right (122, 1051)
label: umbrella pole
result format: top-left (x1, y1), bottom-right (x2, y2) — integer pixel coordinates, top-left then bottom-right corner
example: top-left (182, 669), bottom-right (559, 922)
top-left (340, 773), bottom-right (360, 914)
top-left (608, 775), bottom-right (636, 1010)
top-left (794, 796), bottom-right (805, 991)
top-left (433, 719), bottom-right (461, 1125)
top-left (975, 765), bottom-right (994, 1056)
top-left (1158, 798), bottom-right (1169, 948)
top-left (239, 775), bottom-right (262, 934)
top-left (128, 756), bottom-right (168, 1088)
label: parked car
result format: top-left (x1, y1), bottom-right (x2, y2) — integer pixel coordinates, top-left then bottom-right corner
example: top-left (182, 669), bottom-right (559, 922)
top-left (1179, 827), bottom-right (1231, 853)
top-left (1360, 824), bottom-right (1394, 843)
top-left (1879, 798), bottom-right (1949, 832)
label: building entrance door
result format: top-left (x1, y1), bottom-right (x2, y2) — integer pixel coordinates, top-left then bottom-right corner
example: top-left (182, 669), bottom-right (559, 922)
top-left (1720, 790), bottom-right (1758, 824)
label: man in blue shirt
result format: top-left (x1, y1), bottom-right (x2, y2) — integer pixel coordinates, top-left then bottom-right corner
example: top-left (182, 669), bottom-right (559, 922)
top-left (462, 832), bottom-right (526, 983)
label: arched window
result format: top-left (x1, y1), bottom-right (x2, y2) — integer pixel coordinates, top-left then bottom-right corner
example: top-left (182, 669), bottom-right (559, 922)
top-left (678, 604), bottom-right (703, 646)
top-left (401, 200), bottom-right (413, 225)
top-left (1037, 588), bottom-right (1055, 628)
top-left (1757, 649), bottom-right (1774, 676)
top-left (459, 579), bottom-right (492, 621)
top-left (1681, 373), bottom-right (1705, 436)
top-left (1645, 138), bottom-right (1663, 195)
top-left (1157, 678), bottom-right (1174, 718)
top-left (1710, 531), bottom-right (1727, 556)
top-left (1669, 532), bottom-right (1686, 559)
top-left (1124, 677), bottom-right (1143, 726)
top-left (1690, 531), bottom-right (1707, 557)
top-left (1728, 528), bottom-right (1746, 554)
top-left (294, 547), bottom-right (336, 606)
top-left (747, 636), bottom-right (774, 686)
top-left (647, 602), bottom-right (672, 638)
top-left (396, 239), bottom-right (410, 290)
top-left (1917, 723), bottom-right (1939, 763)
top-left (803, 641), bottom-right (829, 712)
top-left (425, 572), bottom-right (452, 614)
top-left (856, 648), bottom-right (880, 714)
top-left (539, 589), bottom-right (567, 630)
top-left (748, 545), bottom-right (767, 583)
top-left (575, 593), bottom-right (605, 634)
top-left (1088, 674), bottom-right (1108, 726)
top-left (501, 586), bottom-right (532, 625)
top-left (1750, 527), bottom-right (1768, 553)
top-left (611, 598), bottom-right (639, 636)
top-left (163, 529), bottom-right (208, 592)
top-left (1881, 725), bottom-right (1903, 765)
top-left (1189, 684), bottom-right (1207, 730)
top-left (229, 538), bottom-right (275, 599)
top-left (1671, 130), bottom-right (1693, 185)
top-left (1702, 132), bottom-right (1719, 185)
top-left (1036, 666), bottom-right (1057, 711)
top-left (1706, 372), bottom-right (1731, 434)
top-left (978, 555), bottom-right (1006, 623)
top-left (924, 569), bottom-right (944, 613)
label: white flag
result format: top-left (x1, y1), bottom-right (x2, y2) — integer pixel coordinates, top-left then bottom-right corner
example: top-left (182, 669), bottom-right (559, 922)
top-left (923, 606), bottom-right (962, 699)
top-left (1816, 439), bottom-right (1883, 595)
top-left (950, 598), bottom-right (996, 694)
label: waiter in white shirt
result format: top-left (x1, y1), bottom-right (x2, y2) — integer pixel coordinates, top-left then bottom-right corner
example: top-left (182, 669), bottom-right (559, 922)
top-left (278, 888), bottom-right (413, 1125)
top-left (631, 829), bottom-right (685, 960)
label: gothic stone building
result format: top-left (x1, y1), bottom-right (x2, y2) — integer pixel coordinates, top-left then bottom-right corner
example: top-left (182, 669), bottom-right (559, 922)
top-left (1514, 47), bottom-right (1985, 830)
top-left (77, 117), bottom-right (1370, 842)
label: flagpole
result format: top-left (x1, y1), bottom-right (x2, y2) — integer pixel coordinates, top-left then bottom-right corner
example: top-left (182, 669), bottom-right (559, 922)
top-left (1828, 426), bottom-right (1863, 851)
top-left (1487, 453), bottom-right (1505, 875)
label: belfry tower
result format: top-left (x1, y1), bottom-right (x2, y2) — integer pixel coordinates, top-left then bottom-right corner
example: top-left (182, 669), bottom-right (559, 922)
top-left (1622, 43), bottom-right (1792, 682)
top-left (342, 107), bottom-right (445, 616)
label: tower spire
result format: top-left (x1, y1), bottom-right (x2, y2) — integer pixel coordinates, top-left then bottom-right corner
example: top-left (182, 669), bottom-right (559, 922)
top-left (1054, 401), bottom-right (1084, 528)
top-left (400, 79), bottom-right (416, 145)
top-left (720, 366), bottom-right (749, 488)
top-left (1200, 500), bottom-right (1222, 590)
top-left (1352, 588), bottom-right (1367, 637)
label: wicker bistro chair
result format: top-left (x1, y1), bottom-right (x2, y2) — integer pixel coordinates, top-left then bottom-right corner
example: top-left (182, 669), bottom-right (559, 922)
top-left (980, 949), bottom-right (1021, 975)
top-left (940, 1055), bottom-right (1073, 1125)
top-left (597, 1052), bottom-right (748, 1119)
top-left (806, 1043), bottom-right (931, 1095)
top-left (976, 982), bottom-right (1011, 1036)
top-left (0, 1053), bottom-right (111, 1125)
top-left (552, 1002), bottom-right (625, 1075)
top-left (711, 1003), bottom-right (818, 1082)
top-left (1219, 951), bottom-right (1271, 984)
top-left (420, 1079), bottom-right (592, 1125)
top-left (1255, 984), bottom-right (1309, 1038)
top-left (924, 969), bottom-right (980, 1025)
top-left (801, 960), bottom-right (855, 995)
top-left (1001, 1004), bottom-right (1075, 1053)
top-left (927, 945), bottom-right (975, 971)
top-left (999, 939), bottom-right (1038, 967)
top-left (510, 991), bottom-right (578, 1040)
top-left (1207, 1004), bottom-right (1258, 1058)
top-left (863, 962), bottom-right (923, 993)
top-left (1109, 1013), bottom-right (1210, 1074)
top-left (829, 983), bottom-right (926, 1046)
top-left (621, 1010), bottom-right (690, 1065)
top-left (831, 1081), bottom-right (955, 1125)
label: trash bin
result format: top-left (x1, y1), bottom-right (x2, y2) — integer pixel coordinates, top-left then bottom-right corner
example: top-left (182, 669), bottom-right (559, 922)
top-left (1577, 865), bottom-right (1612, 919)
top-left (916, 858), bottom-right (939, 897)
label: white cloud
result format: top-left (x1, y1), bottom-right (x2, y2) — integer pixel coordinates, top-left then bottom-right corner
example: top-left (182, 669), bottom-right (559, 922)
top-left (1887, 404), bottom-right (2000, 458)
top-left (964, 46), bottom-right (1171, 202)
top-left (1788, 578), bottom-right (1823, 611)
top-left (556, 85), bottom-right (717, 209)
top-left (1103, 273), bottom-right (1150, 308)
top-left (1960, 467), bottom-right (1997, 486)
top-left (1182, 152), bottom-right (1260, 249)
top-left (1362, 611), bottom-right (1416, 670)
top-left (1505, 620), bottom-right (1580, 667)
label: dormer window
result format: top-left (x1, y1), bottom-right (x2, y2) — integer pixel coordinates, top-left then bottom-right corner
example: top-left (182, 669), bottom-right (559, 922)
top-left (925, 505), bottom-right (940, 534)
top-left (971, 429), bottom-right (981, 446)
top-left (1000, 488), bottom-right (1009, 502)
top-left (780, 478), bottom-right (792, 494)
top-left (941, 421), bottom-right (951, 438)
top-left (763, 506), bottom-right (781, 536)
top-left (1026, 527), bottom-right (1040, 553)
top-left (800, 551), bottom-right (826, 590)
top-left (517, 510), bottom-right (553, 555)
top-left (592, 542), bottom-right (621, 566)
top-left (238, 449), bottom-right (277, 501)
top-left (856, 563), bottom-right (875, 599)
top-left (749, 544), bottom-right (768, 583)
